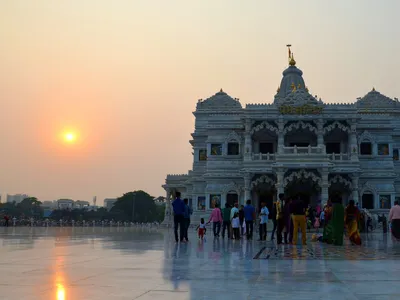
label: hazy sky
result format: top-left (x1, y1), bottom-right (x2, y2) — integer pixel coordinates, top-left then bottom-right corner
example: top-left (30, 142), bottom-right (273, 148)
top-left (1, 0), bottom-right (399, 204)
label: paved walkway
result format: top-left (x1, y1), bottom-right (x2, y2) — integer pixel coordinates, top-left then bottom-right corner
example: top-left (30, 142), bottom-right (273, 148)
top-left (0, 227), bottom-right (399, 300)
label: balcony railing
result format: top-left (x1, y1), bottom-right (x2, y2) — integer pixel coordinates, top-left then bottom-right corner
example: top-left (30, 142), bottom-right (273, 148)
top-left (281, 146), bottom-right (323, 154)
top-left (251, 153), bottom-right (276, 161)
top-left (328, 153), bottom-right (350, 161)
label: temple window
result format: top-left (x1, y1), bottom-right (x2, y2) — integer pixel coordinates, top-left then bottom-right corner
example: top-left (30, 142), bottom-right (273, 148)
top-left (326, 142), bottom-right (341, 154)
top-left (393, 149), bottom-right (399, 161)
top-left (198, 149), bottom-right (207, 161)
top-left (197, 196), bottom-right (206, 211)
top-left (360, 142), bottom-right (372, 155)
top-left (227, 142), bottom-right (240, 155)
top-left (362, 193), bottom-right (374, 209)
top-left (379, 195), bottom-right (391, 209)
top-left (210, 144), bottom-right (222, 155)
top-left (260, 142), bottom-right (274, 153)
top-left (377, 143), bottom-right (389, 155)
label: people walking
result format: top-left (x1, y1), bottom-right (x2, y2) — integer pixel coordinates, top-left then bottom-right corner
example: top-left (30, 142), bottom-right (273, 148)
top-left (283, 198), bottom-right (293, 244)
top-left (345, 200), bottom-right (362, 245)
top-left (269, 201), bottom-right (277, 241)
top-left (196, 218), bottom-right (207, 240)
top-left (183, 198), bottom-right (192, 242)
top-left (207, 204), bottom-right (223, 237)
top-left (172, 192), bottom-right (185, 243)
top-left (232, 212), bottom-right (240, 240)
top-left (292, 196), bottom-right (307, 245)
top-left (230, 202), bottom-right (239, 239)
top-left (222, 203), bottom-right (232, 238)
top-left (258, 201), bottom-right (269, 241)
top-left (389, 200), bottom-right (400, 240)
top-left (244, 200), bottom-right (256, 240)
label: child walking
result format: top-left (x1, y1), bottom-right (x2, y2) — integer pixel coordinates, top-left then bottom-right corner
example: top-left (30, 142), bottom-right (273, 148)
top-left (231, 212), bottom-right (240, 240)
top-left (196, 218), bottom-right (207, 240)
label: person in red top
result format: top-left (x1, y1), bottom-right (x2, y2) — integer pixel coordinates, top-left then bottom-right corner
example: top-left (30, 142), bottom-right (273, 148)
top-left (207, 204), bottom-right (223, 237)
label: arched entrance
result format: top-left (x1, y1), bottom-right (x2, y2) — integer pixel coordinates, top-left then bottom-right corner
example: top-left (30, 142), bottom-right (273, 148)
top-left (284, 169), bottom-right (321, 206)
top-left (251, 175), bottom-right (276, 212)
top-left (328, 175), bottom-right (352, 205)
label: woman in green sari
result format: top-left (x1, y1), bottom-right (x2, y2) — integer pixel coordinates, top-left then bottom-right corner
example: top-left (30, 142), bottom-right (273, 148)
top-left (323, 196), bottom-right (345, 245)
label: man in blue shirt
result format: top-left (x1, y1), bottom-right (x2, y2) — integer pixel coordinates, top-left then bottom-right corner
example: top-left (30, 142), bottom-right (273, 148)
top-left (258, 201), bottom-right (269, 241)
top-left (244, 199), bottom-right (256, 240)
top-left (183, 198), bottom-right (193, 242)
top-left (172, 192), bottom-right (185, 242)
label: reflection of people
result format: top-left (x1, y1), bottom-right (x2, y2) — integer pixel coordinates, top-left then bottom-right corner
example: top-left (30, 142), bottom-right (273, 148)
top-left (283, 198), bottom-right (293, 244)
top-left (345, 200), bottom-right (362, 245)
top-left (389, 200), bottom-right (400, 240)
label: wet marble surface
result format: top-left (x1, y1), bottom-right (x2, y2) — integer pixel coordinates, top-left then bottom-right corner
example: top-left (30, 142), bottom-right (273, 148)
top-left (0, 227), bottom-right (400, 300)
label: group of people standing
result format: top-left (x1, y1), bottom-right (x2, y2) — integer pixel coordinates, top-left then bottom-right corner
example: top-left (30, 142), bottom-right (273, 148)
top-left (172, 191), bottom-right (400, 245)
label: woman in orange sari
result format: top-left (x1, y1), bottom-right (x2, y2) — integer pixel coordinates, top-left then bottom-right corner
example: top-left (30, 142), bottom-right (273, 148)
top-left (345, 200), bottom-right (362, 245)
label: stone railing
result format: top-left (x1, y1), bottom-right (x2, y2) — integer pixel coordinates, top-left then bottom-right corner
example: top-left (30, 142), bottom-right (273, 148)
top-left (282, 146), bottom-right (322, 155)
top-left (328, 153), bottom-right (350, 161)
top-left (251, 153), bottom-right (276, 161)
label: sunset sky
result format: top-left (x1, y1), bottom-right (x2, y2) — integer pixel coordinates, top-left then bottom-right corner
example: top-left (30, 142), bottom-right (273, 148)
top-left (1, 0), bottom-right (399, 204)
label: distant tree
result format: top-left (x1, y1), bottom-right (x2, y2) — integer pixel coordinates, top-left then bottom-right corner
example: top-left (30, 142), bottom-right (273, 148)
top-left (111, 190), bottom-right (159, 222)
top-left (17, 197), bottom-right (43, 217)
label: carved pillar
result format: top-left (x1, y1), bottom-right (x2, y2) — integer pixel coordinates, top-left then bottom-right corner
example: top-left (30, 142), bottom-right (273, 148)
top-left (351, 174), bottom-right (359, 204)
top-left (349, 122), bottom-right (358, 161)
top-left (162, 189), bottom-right (172, 226)
top-left (317, 119), bottom-right (325, 153)
top-left (321, 169), bottom-right (329, 205)
top-left (244, 173), bottom-right (252, 202)
top-left (276, 169), bottom-right (285, 199)
top-left (244, 119), bottom-right (253, 161)
top-left (277, 119), bottom-right (284, 154)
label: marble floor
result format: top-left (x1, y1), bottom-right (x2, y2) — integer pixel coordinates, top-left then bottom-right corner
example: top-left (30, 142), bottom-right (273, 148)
top-left (0, 227), bottom-right (400, 300)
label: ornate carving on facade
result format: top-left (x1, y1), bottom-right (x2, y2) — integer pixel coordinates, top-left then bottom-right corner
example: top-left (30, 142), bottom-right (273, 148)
top-left (283, 121), bottom-right (317, 134)
top-left (283, 169), bottom-right (321, 187)
top-left (250, 121), bottom-right (278, 135)
top-left (225, 131), bottom-right (242, 143)
top-left (251, 175), bottom-right (276, 188)
top-left (328, 175), bottom-right (353, 189)
top-left (360, 182), bottom-right (377, 195)
top-left (323, 121), bottom-right (350, 134)
top-left (222, 182), bottom-right (242, 194)
top-left (358, 130), bottom-right (375, 144)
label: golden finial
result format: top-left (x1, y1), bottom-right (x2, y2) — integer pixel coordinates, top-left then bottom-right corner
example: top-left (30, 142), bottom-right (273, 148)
top-left (220, 88), bottom-right (224, 93)
top-left (277, 86), bottom-right (280, 93)
top-left (372, 87), bottom-right (375, 91)
top-left (297, 83), bottom-right (301, 89)
top-left (290, 82), bottom-right (295, 89)
top-left (289, 53), bottom-right (296, 66)
top-left (305, 86), bottom-right (309, 92)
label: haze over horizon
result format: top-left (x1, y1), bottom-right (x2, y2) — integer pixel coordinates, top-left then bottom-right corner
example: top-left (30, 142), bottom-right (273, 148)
top-left (1, 0), bottom-right (400, 203)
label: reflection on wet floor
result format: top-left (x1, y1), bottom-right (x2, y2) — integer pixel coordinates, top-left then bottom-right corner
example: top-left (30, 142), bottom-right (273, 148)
top-left (0, 227), bottom-right (400, 300)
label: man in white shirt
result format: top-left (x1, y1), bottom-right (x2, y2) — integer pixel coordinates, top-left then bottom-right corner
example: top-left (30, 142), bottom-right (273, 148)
top-left (259, 201), bottom-right (269, 241)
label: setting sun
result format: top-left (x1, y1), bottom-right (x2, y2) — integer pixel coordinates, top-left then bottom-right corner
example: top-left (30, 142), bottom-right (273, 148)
top-left (64, 132), bottom-right (76, 143)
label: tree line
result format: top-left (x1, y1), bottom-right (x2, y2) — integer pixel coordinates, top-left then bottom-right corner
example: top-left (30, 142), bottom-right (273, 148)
top-left (0, 190), bottom-right (165, 222)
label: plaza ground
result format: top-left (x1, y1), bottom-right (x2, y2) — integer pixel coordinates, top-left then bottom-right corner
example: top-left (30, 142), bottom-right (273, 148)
top-left (0, 227), bottom-right (399, 300)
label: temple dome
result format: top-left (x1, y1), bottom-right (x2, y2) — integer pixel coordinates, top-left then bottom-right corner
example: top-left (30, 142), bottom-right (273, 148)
top-left (196, 89), bottom-right (242, 109)
top-left (356, 88), bottom-right (399, 108)
top-left (277, 65), bottom-right (306, 98)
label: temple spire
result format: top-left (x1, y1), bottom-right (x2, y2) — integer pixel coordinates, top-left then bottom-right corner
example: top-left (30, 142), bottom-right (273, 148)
top-left (286, 44), bottom-right (296, 66)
